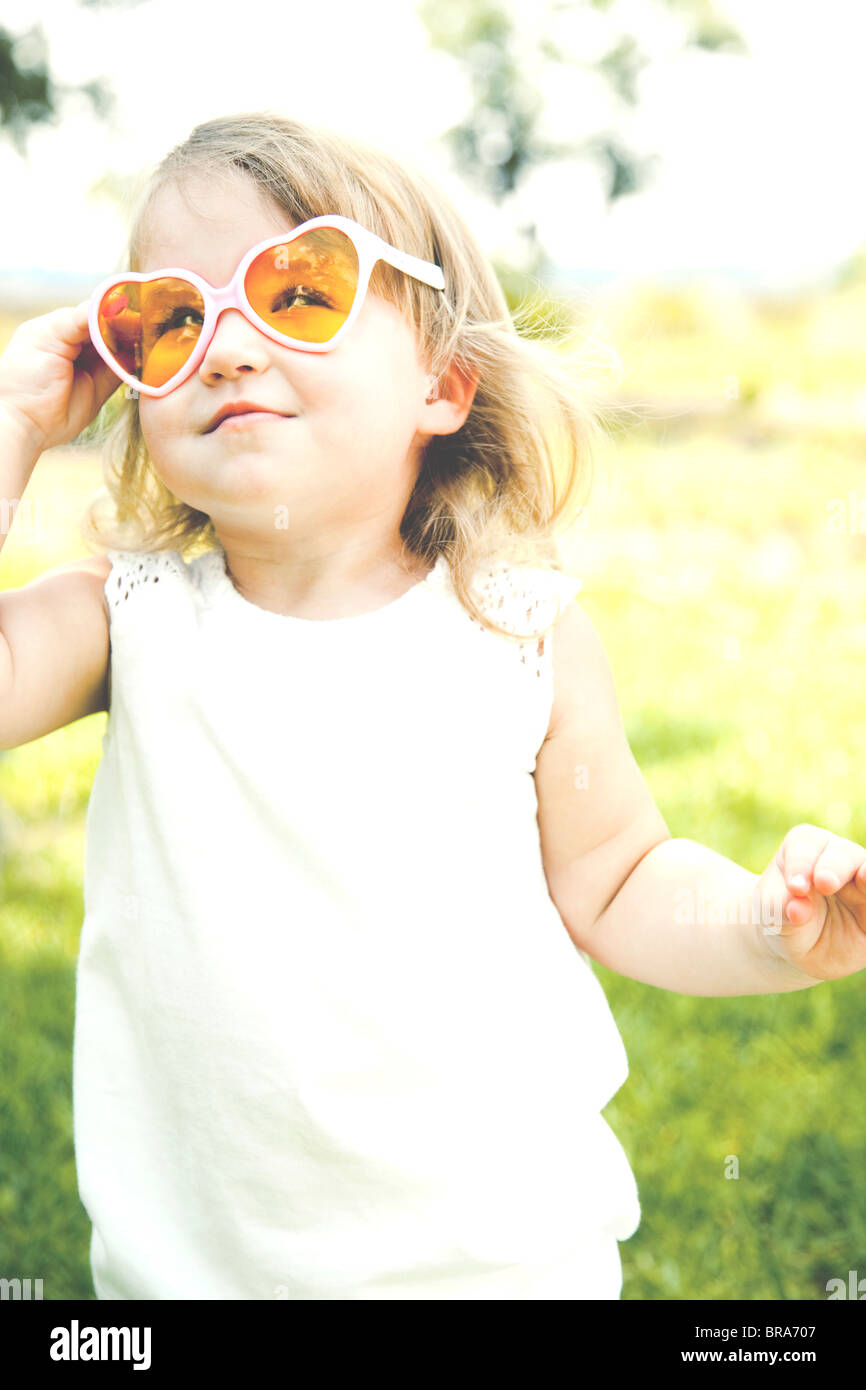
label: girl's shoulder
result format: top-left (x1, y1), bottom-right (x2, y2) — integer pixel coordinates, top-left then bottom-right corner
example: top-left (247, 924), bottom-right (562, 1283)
top-left (102, 548), bottom-right (196, 612)
top-left (458, 556), bottom-right (583, 640)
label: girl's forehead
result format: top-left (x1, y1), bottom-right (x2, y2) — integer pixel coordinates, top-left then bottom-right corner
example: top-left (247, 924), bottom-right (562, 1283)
top-left (138, 175), bottom-right (295, 272)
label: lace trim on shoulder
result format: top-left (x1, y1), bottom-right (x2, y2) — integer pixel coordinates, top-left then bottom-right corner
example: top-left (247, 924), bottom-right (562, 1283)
top-left (465, 561), bottom-right (583, 678)
top-left (189, 547), bottom-right (226, 602)
top-left (104, 549), bottom-right (188, 611)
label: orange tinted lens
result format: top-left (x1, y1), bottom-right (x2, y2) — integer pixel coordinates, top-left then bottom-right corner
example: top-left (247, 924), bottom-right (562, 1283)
top-left (97, 278), bottom-right (205, 387)
top-left (244, 228), bottom-right (358, 344)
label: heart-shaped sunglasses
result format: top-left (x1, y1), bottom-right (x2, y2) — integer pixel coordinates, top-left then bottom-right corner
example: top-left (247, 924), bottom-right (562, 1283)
top-left (88, 214), bottom-right (446, 398)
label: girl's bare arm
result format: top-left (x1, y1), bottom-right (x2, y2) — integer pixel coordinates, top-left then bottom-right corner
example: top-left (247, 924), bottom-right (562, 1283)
top-left (0, 305), bottom-right (122, 748)
top-left (0, 553), bottom-right (113, 749)
top-left (535, 600), bottom-right (818, 996)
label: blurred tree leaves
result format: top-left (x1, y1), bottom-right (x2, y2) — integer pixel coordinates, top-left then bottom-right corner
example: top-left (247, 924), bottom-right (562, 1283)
top-left (0, 27), bottom-right (53, 151)
top-left (0, 1), bottom-right (144, 154)
top-left (419, 0), bottom-right (746, 275)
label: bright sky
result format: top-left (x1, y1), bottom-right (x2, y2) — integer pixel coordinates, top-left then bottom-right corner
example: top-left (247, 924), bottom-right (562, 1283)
top-left (2, 0), bottom-right (866, 288)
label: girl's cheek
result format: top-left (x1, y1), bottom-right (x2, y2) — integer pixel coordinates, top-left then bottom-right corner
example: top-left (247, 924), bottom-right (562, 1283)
top-left (138, 420), bottom-right (159, 463)
top-left (138, 404), bottom-right (175, 454)
top-left (137, 402), bottom-right (155, 442)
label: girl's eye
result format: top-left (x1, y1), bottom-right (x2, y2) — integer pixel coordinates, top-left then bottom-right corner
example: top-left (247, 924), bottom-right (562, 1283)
top-left (154, 306), bottom-right (203, 336)
top-left (271, 284), bottom-right (335, 312)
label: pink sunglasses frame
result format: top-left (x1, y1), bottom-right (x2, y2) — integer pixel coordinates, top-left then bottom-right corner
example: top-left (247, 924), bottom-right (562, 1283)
top-left (87, 214), bottom-right (446, 399)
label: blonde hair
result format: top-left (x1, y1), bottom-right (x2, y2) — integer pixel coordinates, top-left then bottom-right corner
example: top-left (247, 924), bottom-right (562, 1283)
top-left (82, 111), bottom-right (615, 641)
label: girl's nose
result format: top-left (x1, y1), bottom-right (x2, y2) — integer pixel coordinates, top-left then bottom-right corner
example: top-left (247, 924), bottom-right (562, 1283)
top-left (197, 308), bottom-right (272, 384)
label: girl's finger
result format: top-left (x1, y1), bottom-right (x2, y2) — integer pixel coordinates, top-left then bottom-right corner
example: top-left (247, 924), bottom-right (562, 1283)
top-left (758, 859), bottom-right (801, 936)
top-left (811, 837), bottom-right (866, 895)
top-left (71, 351), bottom-right (124, 419)
top-left (73, 314), bottom-right (125, 407)
top-left (75, 339), bottom-right (103, 375)
top-left (9, 303), bottom-right (90, 367)
top-left (776, 823), bottom-right (831, 895)
top-left (784, 893), bottom-right (815, 924)
top-left (61, 300), bottom-right (95, 348)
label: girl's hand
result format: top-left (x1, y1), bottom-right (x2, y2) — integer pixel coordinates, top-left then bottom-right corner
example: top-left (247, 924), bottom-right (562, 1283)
top-left (0, 301), bottom-right (123, 458)
top-left (757, 824), bottom-right (866, 981)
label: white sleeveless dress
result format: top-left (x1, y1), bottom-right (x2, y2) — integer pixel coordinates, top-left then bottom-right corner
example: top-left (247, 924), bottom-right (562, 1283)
top-left (73, 543), bottom-right (641, 1300)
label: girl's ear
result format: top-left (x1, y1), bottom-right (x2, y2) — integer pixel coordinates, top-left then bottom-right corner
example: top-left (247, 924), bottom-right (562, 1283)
top-left (423, 359), bottom-right (479, 436)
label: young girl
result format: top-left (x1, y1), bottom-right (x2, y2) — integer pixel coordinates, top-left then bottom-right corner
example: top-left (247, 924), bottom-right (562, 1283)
top-left (1, 112), bottom-right (865, 1302)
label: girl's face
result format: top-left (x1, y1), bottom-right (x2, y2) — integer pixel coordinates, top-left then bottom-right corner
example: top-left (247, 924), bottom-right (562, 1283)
top-left (136, 171), bottom-right (447, 552)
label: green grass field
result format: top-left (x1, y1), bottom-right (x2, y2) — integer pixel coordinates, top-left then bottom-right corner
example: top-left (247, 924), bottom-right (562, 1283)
top-left (1, 282), bottom-right (865, 1299)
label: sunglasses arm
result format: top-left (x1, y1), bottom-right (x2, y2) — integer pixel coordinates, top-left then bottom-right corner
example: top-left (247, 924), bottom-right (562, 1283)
top-left (375, 241), bottom-right (445, 292)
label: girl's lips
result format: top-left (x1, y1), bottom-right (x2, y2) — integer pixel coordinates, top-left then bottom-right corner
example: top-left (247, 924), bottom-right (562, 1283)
top-left (203, 402), bottom-right (297, 433)
top-left (211, 411), bottom-right (295, 432)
